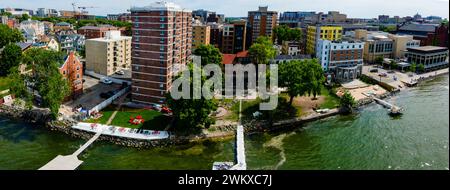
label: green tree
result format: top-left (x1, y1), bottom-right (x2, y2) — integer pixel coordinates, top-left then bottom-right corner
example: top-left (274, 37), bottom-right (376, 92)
top-left (8, 69), bottom-right (33, 109)
top-left (340, 91), bottom-right (356, 113)
top-left (18, 48), bottom-right (70, 118)
top-left (418, 64), bottom-right (425, 73)
top-left (273, 25), bottom-right (302, 45)
top-left (248, 36), bottom-right (277, 64)
top-left (374, 56), bottom-right (384, 65)
top-left (390, 60), bottom-right (398, 70)
top-left (193, 44), bottom-right (223, 66)
top-left (279, 59), bottom-right (325, 105)
top-left (410, 62), bottom-right (417, 73)
top-left (18, 14), bottom-right (30, 22)
top-left (305, 59), bottom-right (325, 99)
top-left (279, 60), bottom-right (306, 106)
top-left (0, 44), bottom-right (22, 76)
top-left (0, 12), bottom-right (12, 17)
top-left (0, 24), bottom-right (24, 48)
top-left (166, 63), bottom-right (218, 129)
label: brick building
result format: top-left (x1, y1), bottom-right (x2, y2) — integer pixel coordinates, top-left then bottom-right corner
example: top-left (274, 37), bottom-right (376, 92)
top-left (59, 52), bottom-right (83, 100)
top-left (77, 25), bottom-right (120, 39)
top-left (130, 1), bottom-right (192, 104)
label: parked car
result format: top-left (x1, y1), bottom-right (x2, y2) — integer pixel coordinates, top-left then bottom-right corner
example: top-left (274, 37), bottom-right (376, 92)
top-left (378, 73), bottom-right (387, 77)
top-left (387, 70), bottom-right (395, 74)
top-left (369, 69), bottom-right (378, 73)
top-left (115, 70), bottom-right (125, 75)
top-left (100, 77), bottom-right (113, 85)
top-left (161, 106), bottom-right (172, 114)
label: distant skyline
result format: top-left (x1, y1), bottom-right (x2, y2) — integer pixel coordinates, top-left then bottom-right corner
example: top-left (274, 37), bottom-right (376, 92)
top-left (1, 0), bottom-right (449, 19)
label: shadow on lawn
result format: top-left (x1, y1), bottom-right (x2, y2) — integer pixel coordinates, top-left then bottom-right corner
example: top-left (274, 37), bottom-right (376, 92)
top-left (240, 97), bottom-right (298, 122)
top-left (139, 115), bottom-right (171, 131)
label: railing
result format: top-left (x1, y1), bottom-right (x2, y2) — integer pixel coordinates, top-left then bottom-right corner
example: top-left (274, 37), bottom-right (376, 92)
top-left (89, 86), bottom-right (130, 114)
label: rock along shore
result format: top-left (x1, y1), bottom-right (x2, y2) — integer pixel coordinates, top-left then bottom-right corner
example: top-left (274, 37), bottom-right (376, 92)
top-left (0, 89), bottom-right (395, 149)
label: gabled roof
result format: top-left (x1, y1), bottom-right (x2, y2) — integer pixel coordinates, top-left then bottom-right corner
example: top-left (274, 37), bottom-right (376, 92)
top-left (15, 42), bottom-right (32, 51)
top-left (222, 54), bottom-right (237, 64)
top-left (236, 51), bottom-right (249, 58)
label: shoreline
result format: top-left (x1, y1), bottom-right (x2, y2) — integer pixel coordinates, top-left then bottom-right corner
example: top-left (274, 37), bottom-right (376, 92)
top-left (0, 72), bottom-right (446, 148)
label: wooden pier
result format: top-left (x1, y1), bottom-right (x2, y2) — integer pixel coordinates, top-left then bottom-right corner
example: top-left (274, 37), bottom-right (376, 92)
top-left (39, 131), bottom-right (102, 170)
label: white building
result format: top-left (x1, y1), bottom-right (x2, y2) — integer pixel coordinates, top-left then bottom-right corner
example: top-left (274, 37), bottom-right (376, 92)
top-left (1, 8), bottom-right (33, 16)
top-left (20, 20), bottom-right (45, 43)
top-left (85, 31), bottom-right (132, 76)
top-left (316, 39), bottom-right (365, 82)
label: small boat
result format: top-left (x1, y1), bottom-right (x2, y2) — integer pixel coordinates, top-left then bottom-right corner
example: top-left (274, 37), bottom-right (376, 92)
top-left (389, 106), bottom-right (403, 116)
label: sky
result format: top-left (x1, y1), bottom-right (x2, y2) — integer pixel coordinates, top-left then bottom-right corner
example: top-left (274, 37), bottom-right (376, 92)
top-left (1, 0), bottom-right (449, 19)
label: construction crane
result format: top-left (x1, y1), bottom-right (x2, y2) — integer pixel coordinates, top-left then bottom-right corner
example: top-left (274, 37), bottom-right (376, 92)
top-left (78, 6), bottom-right (98, 12)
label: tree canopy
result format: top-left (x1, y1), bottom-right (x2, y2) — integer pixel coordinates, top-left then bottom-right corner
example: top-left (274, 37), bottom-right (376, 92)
top-left (279, 59), bottom-right (325, 106)
top-left (374, 56), bottom-right (384, 65)
top-left (0, 24), bottom-right (24, 48)
top-left (9, 48), bottom-right (70, 118)
top-left (248, 36), bottom-right (277, 65)
top-left (193, 44), bottom-right (223, 66)
top-left (340, 91), bottom-right (356, 113)
top-left (273, 25), bottom-right (302, 45)
top-left (0, 44), bottom-right (22, 76)
top-left (166, 63), bottom-right (218, 130)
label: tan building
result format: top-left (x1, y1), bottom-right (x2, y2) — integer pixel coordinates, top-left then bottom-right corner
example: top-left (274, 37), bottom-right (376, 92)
top-left (85, 31), bottom-right (132, 76)
top-left (354, 30), bottom-right (420, 62)
top-left (388, 34), bottom-right (420, 59)
top-left (192, 23), bottom-right (210, 49)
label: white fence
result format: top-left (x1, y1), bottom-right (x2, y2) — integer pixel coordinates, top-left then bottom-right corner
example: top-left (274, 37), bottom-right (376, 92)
top-left (89, 86), bottom-right (130, 114)
top-left (84, 70), bottom-right (131, 85)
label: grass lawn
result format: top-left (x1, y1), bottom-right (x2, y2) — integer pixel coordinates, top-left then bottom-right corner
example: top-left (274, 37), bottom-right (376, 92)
top-left (226, 98), bottom-right (263, 121)
top-left (318, 86), bottom-right (340, 109)
top-left (85, 105), bottom-right (171, 131)
top-left (0, 77), bottom-right (12, 92)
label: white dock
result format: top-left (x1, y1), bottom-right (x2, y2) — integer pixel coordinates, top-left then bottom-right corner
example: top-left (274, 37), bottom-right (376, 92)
top-left (230, 125), bottom-right (246, 170)
top-left (212, 100), bottom-right (247, 170)
top-left (39, 131), bottom-right (102, 170)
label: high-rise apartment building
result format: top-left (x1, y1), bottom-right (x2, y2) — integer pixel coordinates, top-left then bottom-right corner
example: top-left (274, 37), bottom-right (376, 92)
top-left (130, 1), bottom-right (192, 104)
top-left (208, 23), bottom-right (223, 49)
top-left (221, 20), bottom-right (247, 54)
top-left (247, 6), bottom-right (277, 46)
top-left (306, 25), bottom-right (343, 54)
top-left (192, 22), bottom-right (210, 49)
top-left (85, 31), bottom-right (132, 76)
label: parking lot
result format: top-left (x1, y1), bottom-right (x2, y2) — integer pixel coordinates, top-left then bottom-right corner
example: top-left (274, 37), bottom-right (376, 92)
top-left (362, 65), bottom-right (411, 89)
top-left (65, 75), bottom-right (122, 111)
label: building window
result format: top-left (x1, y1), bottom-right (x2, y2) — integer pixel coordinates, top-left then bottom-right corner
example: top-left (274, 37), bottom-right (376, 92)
top-left (76, 74), bottom-right (80, 79)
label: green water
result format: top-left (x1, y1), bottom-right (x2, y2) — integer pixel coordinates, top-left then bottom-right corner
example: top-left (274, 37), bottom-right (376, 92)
top-left (0, 75), bottom-right (448, 170)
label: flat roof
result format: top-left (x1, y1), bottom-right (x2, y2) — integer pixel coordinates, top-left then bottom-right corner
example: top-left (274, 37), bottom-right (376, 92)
top-left (408, 46), bottom-right (448, 51)
top-left (87, 36), bottom-right (132, 42)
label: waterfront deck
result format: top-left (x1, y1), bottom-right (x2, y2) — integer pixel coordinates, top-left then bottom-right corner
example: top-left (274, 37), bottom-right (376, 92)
top-left (73, 122), bottom-right (169, 140)
top-left (39, 131), bottom-right (102, 170)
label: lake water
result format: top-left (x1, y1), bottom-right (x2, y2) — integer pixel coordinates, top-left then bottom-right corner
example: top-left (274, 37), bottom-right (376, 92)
top-left (0, 75), bottom-right (448, 170)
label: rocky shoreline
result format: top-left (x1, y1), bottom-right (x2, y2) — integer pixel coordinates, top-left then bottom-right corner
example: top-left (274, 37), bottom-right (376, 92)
top-left (0, 89), bottom-right (396, 149)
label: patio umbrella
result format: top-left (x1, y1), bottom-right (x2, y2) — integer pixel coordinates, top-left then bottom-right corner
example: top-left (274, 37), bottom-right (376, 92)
top-left (136, 115), bottom-right (142, 119)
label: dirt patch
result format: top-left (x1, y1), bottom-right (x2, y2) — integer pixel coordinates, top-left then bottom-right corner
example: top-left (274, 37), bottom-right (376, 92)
top-left (292, 95), bottom-right (325, 115)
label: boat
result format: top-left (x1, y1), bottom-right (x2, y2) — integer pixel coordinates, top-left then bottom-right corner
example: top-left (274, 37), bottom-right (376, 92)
top-left (389, 106), bottom-right (403, 116)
